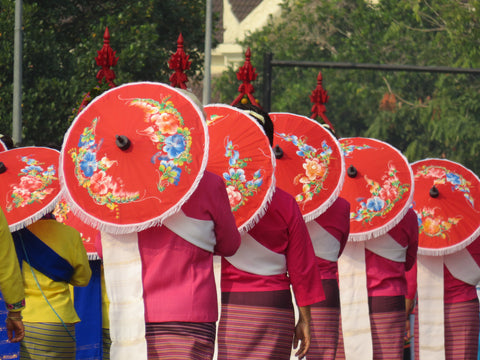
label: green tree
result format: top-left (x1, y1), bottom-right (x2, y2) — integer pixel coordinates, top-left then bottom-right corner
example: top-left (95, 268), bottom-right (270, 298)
top-left (0, 0), bottom-right (216, 147)
top-left (213, 0), bottom-right (480, 173)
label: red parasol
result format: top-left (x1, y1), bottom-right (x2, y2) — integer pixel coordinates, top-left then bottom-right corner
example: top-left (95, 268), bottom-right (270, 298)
top-left (204, 104), bottom-right (275, 233)
top-left (270, 112), bottom-right (345, 222)
top-left (0, 147), bottom-right (61, 232)
top-left (411, 158), bottom-right (480, 255)
top-left (59, 82), bottom-right (208, 234)
top-left (53, 196), bottom-right (100, 259)
top-left (339, 137), bottom-right (414, 241)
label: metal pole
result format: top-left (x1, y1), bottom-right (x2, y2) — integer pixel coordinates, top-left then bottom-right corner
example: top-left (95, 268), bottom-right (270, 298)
top-left (12, 0), bottom-right (23, 145)
top-left (263, 52), bottom-right (273, 112)
top-left (202, 0), bottom-right (212, 105)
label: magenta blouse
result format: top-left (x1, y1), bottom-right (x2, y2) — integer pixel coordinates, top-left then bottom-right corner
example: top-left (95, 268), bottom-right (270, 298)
top-left (221, 187), bottom-right (325, 307)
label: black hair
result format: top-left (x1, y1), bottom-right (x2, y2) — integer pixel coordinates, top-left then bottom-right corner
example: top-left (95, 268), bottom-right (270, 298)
top-left (234, 103), bottom-right (274, 147)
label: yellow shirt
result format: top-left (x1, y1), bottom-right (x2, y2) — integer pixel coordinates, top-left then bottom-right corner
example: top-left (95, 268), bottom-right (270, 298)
top-left (0, 207), bottom-right (25, 310)
top-left (21, 219), bottom-right (91, 323)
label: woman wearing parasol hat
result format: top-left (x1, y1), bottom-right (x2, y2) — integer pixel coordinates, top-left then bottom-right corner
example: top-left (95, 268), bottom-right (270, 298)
top-left (60, 82), bottom-right (241, 360)
top-left (1, 146), bottom-right (92, 359)
top-left (0, 207), bottom-right (25, 343)
top-left (335, 137), bottom-right (418, 360)
top-left (269, 111), bottom-right (350, 360)
top-left (406, 158), bottom-right (480, 360)
top-left (215, 104), bottom-right (325, 359)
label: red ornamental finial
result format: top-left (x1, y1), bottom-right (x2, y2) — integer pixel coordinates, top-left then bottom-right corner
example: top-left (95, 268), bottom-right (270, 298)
top-left (95, 27), bottom-right (118, 88)
top-left (310, 71), bottom-right (335, 132)
top-left (231, 47), bottom-right (259, 107)
top-left (168, 33), bottom-right (191, 90)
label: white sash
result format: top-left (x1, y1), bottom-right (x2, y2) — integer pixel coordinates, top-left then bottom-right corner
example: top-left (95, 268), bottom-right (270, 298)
top-left (306, 221), bottom-right (341, 262)
top-left (338, 241), bottom-right (373, 360)
top-left (365, 233), bottom-right (407, 262)
top-left (163, 210), bottom-right (216, 252)
top-left (101, 232), bottom-right (147, 360)
top-left (444, 248), bottom-right (480, 286)
top-left (225, 233), bottom-right (287, 276)
top-left (417, 255), bottom-right (445, 360)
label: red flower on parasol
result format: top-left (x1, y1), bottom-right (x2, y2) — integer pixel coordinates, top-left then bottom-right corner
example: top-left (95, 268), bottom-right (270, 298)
top-left (339, 137), bottom-right (414, 241)
top-left (270, 112), bottom-right (345, 222)
top-left (411, 158), bottom-right (480, 255)
top-left (0, 147), bottom-right (61, 231)
top-left (204, 104), bottom-right (275, 233)
top-left (59, 82), bottom-right (208, 234)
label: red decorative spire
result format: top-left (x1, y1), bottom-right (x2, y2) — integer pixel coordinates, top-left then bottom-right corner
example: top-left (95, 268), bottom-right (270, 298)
top-left (231, 47), bottom-right (259, 107)
top-left (95, 27), bottom-right (118, 88)
top-left (168, 33), bottom-right (191, 89)
top-left (310, 71), bottom-right (335, 132)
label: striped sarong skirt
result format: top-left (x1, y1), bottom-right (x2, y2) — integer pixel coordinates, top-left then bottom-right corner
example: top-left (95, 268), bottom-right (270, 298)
top-left (20, 322), bottom-right (76, 359)
top-left (102, 328), bottom-right (111, 360)
top-left (309, 279), bottom-right (341, 360)
top-left (414, 298), bottom-right (479, 360)
top-left (145, 321), bottom-right (216, 360)
top-left (369, 296), bottom-right (406, 360)
top-left (336, 296), bottom-right (406, 360)
top-left (217, 290), bottom-right (295, 359)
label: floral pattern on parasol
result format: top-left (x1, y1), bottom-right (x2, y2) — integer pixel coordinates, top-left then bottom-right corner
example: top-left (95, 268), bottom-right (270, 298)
top-left (7, 156), bottom-right (57, 212)
top-left (277, 133), bottom-right (333, 207)
top-left (70, 117), bottom-right (140, 212)
top-left (270, 112), bottom-right (345, 222)
top-left (349, 162), bottom-right (411, 225)
top-left (223, 137), bottom-right (263, 212)
top-left (338, 137), bottom-right (414, 241)
top-left (411, 159), bottom-right (480, 255)
top-left (415, 165), bottom-right (475, 207)
top-left (132, 96), bottom-right (193, 190)
top-left (205, 104), bottom-right (275, 233)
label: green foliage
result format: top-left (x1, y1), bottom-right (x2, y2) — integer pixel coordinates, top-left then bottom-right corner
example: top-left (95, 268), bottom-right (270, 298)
top-left (213, 0), bottom-right (480, 174)
top-left (0, 0), bottom-right (215, 147)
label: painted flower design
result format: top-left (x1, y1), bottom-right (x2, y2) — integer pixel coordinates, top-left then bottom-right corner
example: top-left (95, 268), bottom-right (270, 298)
top-left (415, 165), bottom-right (475, 207)
top-left (415, 207), bottom-right (461, 239)
top-left (278, 133), bottom-right (333, 208)
top-left (132, 96), bottom-right (193, 191)
top-left (7, 157), bottom-right (58, 211)
top-left (351, 162), bottom-right (410, 224)
top-left (70, 117), bottom-right (140, 211)
top-left (221, 138), bottom-right (264, 212)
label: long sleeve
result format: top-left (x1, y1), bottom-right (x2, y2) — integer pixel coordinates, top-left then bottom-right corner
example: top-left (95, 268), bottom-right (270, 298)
top-left (0, 208), bottom-right (25, 310)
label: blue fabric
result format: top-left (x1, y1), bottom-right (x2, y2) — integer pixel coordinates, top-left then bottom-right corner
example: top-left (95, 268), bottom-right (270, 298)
top-left (12, 227), bottom-right (74, 282)
top-left (0, 293), bottom-right (20, 358)
top-left (75, 260), bottom-right (103, 360)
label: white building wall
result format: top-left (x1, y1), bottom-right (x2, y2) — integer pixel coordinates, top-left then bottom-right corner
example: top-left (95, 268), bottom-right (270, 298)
top-left (211, 0), bottom-right (283, 75)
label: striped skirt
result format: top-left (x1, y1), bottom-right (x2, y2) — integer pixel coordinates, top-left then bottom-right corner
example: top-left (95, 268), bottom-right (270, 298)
top-left (335, 296), bottom-right (406, 360)
top-left (414, 299), bottom-right (479, 360)
top-left (309, 279), bottom-right (341, 360)
top-left (20, 322), bottom-right (76, 359)
top-left (145, 322), bottom-right (216, 360)
top-left (369, 296), bottom-right (406, 360)
top-left (217, 290), bottom-right (295, 359)
top-left (102, 328), bottom-right (111, 360)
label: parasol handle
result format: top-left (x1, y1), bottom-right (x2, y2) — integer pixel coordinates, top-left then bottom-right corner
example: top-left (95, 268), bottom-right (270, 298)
top-left (429, 185), bottom-right (439, 198)
top-left (273, 145), bottom-right (283, 159)
top-left (0, 162), bottom-right (6, 174)
top-left (115, 135), bottom-right (131, 151)
top-left (347, 165), bottom-right (357, 178)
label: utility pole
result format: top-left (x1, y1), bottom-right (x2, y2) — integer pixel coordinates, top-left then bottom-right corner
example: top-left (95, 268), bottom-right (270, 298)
top-left (12, 0), bottom-right (23, 145)
top-left (202, 0), bottom-right (212, 105)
